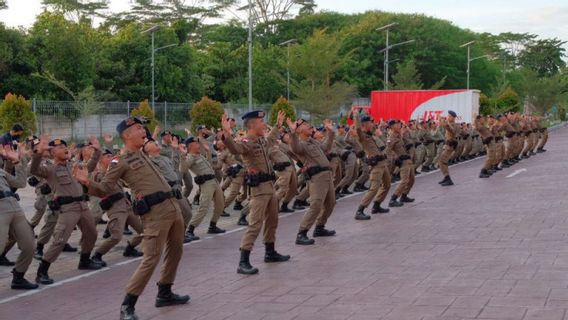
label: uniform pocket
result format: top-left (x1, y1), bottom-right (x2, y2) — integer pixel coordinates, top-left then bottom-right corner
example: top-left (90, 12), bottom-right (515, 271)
top-left (142, 228), bottom-right (160, 257)
top-left (56, 170), bottom-right (72, 185)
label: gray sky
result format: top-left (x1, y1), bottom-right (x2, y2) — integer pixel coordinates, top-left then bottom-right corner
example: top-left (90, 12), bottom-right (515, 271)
top-left (1, 0), bottom-right (567, 46)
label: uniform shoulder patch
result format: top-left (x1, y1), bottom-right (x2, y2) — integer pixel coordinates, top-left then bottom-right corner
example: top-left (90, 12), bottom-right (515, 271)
top-left (111, 156), bottom-right (121, 165)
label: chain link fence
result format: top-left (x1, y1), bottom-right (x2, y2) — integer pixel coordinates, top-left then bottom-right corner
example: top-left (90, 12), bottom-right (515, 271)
top-left (28, 99), bottom-right (356, 140)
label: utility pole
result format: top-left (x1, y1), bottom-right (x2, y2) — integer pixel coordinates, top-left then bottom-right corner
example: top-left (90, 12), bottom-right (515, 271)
top-left (279, 39), bottom-right (298, 101)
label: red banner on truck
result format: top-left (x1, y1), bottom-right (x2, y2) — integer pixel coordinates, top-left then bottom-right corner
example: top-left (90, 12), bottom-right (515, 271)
top-left (367, 90), bottom-right (480, 123)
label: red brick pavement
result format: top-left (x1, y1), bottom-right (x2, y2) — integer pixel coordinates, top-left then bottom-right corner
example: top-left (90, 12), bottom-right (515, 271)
top-left (1, 126), bottom-right (567, 320)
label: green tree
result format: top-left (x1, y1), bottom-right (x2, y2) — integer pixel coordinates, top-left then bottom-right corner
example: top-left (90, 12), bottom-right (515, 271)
top-left (518, 38), bottom-right (567, 78)
top-left (0, 93), bottom-right (37, 137)
top-left (290, 29), bottom-right (356, 118)
top-left (190, 96), bottom-right (224, 131)
top-left (42, 0), bottom-right (109, 21)
top-left (269, 96), bottom-right (296, 126)
top-left (0, 0), bottom-right (7, 9)
top-left (131, 99), bottom-right (159, 132)
top-left (392, 59), bottom-right (423, 90)
top-left (523, 71), bottom-right (567, 116)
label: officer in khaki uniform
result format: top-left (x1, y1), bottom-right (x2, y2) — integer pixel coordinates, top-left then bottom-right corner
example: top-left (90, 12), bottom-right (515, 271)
top-left (87, 148), bottom-right (144, 266)
top-left (268, 139), bottom-right (297, 213)
top-left (0, 146), bottom-right (38, 290)
top-left (218, 140), bottom-right (248, 224)
top-left (182, 136), bottom-right (226, 241)
top-left (74, 117), bottom-right (189, 320)
top-left (354, 113), bottom-right (391, 219)
top-left (30, 137), bottom-right (102, 285)
top-left (438, 111), bottom-right (459, 186)
top-left (386, 120), bottom-right (416, 206)
top-left (221, 111), bottom-right (290, 275)
top-left (287, 117), bottom-right (337, 245)
top-left (420, 121), bottom-right (436, 172)
top-left (474, 115), bottom-right (495, 178)
top-left (489, 116), bottom-right (504, 171)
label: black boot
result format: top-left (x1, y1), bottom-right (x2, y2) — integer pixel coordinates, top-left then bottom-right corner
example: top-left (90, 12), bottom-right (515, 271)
top-left (220, 211), bottom-right (230, 217)
top-left (102, 227), bottom-right (111, 239)
top-left (0, 254), bottom-right (15, 266)
top-left (280, 202), bottom-right (294, 213)
top-left (123, 244), bottom-right (143, 257)
top-left (389, 195), bottom-right (403, 207)
top-left (34, 243), bottom-right (44, 260)
top-left (91, 252), bottom-right (107, 267)
top-left (120, 294), bottom-right (139, 320)
top-left (313, 225), bottom-right (336, 237)
top-left (36, 260), bottom-right (54, 285)
top-left (264, 243), bottom-right (290, 263)
top-left (371, 201), bottom-right (390, 214)
top-left (341, 186), bottom-right (353, 195)
top-left (78, 253), bottom-right (103, 270)
top-left (237, 214), bottom-right (248, 226)
top-left (440, 176), bottom-right (454, 186)
top-left (493, 164), bottom-right (502, 171)
top-left (155, 283), bottom-right (190, 308)
top-left (11, 269), bottom-right (39, 290)
top-left (293, 199), bottom-right (306, 210)
top-left (233, 201), bottom-right (244, 211)
top-left (353, 184), bottom-right (365, 192)
top-left (335, 187), bottom-right (344, 198)
top-left (185, 225), bottom-right (200, 242)
top-left (237, 249), bottom-right (259, 275)
top-left (123, 225), bottom-right (133, 235)
top-left (355, 206), bottom-right (371, 220)
top-left (62, 243), bottom-right (78, 252)
top-left (295, 230), bottom-right (315, 245)
top-left (208, 222), bottom-right (226, 234)
top-left (400, 194), bottom-right (415, 203)
top-left (479, 169), bottom-right (491, 178)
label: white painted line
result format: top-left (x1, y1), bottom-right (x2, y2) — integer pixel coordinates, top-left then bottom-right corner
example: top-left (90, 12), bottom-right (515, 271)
top-left (0, 153), bottom-right (490, 304)
top-left (506, 168), bottom-right (527, 178)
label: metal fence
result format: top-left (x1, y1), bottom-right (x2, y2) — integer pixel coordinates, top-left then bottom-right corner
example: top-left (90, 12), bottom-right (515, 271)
top-left (27, 99), bottom-right (356, 140)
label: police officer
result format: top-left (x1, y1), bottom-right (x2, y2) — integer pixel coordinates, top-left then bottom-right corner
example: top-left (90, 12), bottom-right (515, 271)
top-left (221, 111), bottom-right (290, 275)
top-left (182, 136), bottom-right (226, 241)
top-left (438, 111), bottom-right (459, 186)
top-left (0, 124), bottom-right (24, 150)
top-left (354, 113), bottom-right (391, 219)
top-left (74, 117), bottom-right (189, 320)
top-left (386, 120), bottom-right (415, 206)
top-left (0, 145), bottom-right (38, 290)
top-left (474, 115), bottom-right (494, 178)
top-left (286, 117), bottom-right (337, 245)
top-left (31, 136), bottom-right (102, 285)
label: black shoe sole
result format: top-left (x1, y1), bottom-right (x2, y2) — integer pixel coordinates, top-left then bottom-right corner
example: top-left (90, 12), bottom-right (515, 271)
top-left (11, 285), bottom-right (39, 290)
top-left (155, 298), bottom-right (190, 308)
top-left (264, 256), bottom-right (291, 263)
top-left (237, 267), bottom-right (259, 275)
top-left (295, 240), bottom-right (315, 245)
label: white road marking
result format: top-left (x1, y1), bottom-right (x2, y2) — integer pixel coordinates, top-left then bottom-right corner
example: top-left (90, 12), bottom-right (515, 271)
top-left (0, 153), bottom-right (488, 305)
top-left (506, 168), bottom-right (527, 178)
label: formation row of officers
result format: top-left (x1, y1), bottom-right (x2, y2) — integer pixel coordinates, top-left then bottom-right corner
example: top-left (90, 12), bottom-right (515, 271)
top-left (0, 109), bottom-right (549, 319)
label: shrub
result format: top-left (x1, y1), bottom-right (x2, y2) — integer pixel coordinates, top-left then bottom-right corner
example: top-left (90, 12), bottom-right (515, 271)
top-left (269, 96), bottom-right (296, 127)
top-left (0, 93), bottom-right (37, 137)
top-left (190, 96), bottom-right (224, 131)
top-left (131, 99), bottom-right (158, 132)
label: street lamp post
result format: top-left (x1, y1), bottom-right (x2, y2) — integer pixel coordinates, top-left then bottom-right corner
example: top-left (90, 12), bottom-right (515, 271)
top-left (142, 25), bottom-right (160, 111)
top-left (279, 39), bottom-right (298, 101)
top-left (377, 23), bottom-right (397, 90)
top-left (460, 41), bottom-right (489, 90)
top-left (378, 38), bottom-right (416, 89)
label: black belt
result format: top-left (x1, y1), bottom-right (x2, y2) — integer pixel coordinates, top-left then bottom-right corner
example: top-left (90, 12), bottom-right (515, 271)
top-left (304, 166), bottom-right (331, 179)
top-left (405, 143), bottom-right (414, 150)
top-left (132, 190), bottom-right (176, 216)
top-left (245, 172), bottom-right (276, 187)
top-left (366, 155), bottom-right (386, 166)
top-left (495, 137), bottom-right (504, 142)
top-left (99, 192), bottom-right (125, 211)
top-left (414, 142), bottom-right (422, 147)
top-left (326, 153), bottom-right (338, 160)
top-left (194, 174), bottom-right (215, 185)
top-left (56, 194), bottom-right (90, 206)
top-left (273, 161), bottom-right (291, 171)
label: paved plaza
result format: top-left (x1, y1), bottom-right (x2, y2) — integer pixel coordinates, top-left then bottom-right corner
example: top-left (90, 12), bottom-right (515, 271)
top-left (0, 126), bottom-right (567, 320)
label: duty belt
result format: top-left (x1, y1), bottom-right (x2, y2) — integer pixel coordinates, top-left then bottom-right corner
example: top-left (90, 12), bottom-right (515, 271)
top-left (366, 155), bottom-right (386, 166)
top-left (168, 180), bottom-right (182, 187)
top-left (304, 166), bottom-right (331, 180)
top-left (194, 174), bottom-right (215, 185)
top-left (273, 161), bottom-right (291, 171)
top-left (56, 194), bottom-right (90, 206)
top-left (99, 192), bottom-right (125, 211)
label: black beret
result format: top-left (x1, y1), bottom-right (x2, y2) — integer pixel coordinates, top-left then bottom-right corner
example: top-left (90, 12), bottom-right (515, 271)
top-left (160, 130), bottom-right (173, 137)
top-left (12, 124), bottom-right (24, 132)
top-left (48, 139), bottom-right (67, 147)
top-left (315, 126), bottom-right (325, 132)
top-left (196, 125), bottom-right (207, 131)
top-left (241, 110), bottom-right (266, 120)
top-left (361, 115), bottom-right (373, 123)
top-left (116, 117), bottom-right (144, 135)
top-left (184, 136), bottom-right (198, 145)
top-left (387, 119), bottom-right (399, 127)
top-left (76, 143), bottom-right (86, 149)
top-left (448, 110), bottom-right (457, 118)
top-left (102, 148), bottom-right (114, 156)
